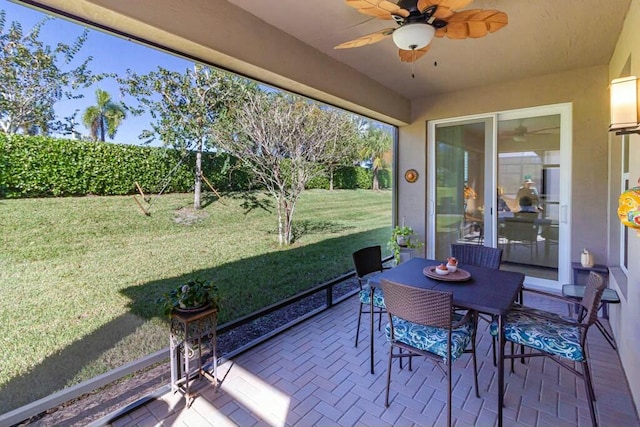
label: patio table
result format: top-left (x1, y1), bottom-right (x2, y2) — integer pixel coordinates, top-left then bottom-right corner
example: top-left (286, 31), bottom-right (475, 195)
top-left (368, 257), bottom-right (524, 427)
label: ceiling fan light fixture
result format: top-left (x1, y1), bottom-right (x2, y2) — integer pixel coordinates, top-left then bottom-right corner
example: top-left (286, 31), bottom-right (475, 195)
top-left (392, 23), bottom-right (435, 50)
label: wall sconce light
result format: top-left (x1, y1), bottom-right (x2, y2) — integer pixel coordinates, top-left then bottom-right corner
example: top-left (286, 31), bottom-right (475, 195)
top-left (609, 76), bottom-right (640, 135)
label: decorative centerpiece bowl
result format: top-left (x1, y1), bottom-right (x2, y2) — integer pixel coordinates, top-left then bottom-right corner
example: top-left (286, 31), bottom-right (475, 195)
top-left (435, 263), bottom-right (449, 275)
top-left (446, 257), bottom-right (458, 272)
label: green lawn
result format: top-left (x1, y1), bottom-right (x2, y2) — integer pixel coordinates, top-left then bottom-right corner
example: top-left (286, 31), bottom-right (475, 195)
top-left (0, 189), bottom-right (392, 412)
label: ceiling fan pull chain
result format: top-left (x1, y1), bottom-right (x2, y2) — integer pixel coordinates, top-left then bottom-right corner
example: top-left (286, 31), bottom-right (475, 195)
top-left (411, 49), bottom-right (416, 78)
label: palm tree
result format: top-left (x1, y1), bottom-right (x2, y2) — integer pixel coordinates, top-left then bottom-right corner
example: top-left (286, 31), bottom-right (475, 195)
top-left (82, 89), bottom-right (126, 141)
top-left (360, 126), bottom-right (392, 190)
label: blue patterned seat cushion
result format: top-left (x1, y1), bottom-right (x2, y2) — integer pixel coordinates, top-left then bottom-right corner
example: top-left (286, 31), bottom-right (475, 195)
top-left (359, 286), bottom-right (386, 308)
top-left (489, 307), bottom-right (585, 361)
top-left (384, 314), bottom-right (473, 362)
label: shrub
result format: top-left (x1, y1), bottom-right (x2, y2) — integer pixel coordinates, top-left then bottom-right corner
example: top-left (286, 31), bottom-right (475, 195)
top-left (306, 174), bottom-right (330, 189)
top-left (0, 134), bottom-right (255, 198)
top-left (0, 134), bottom-right (391, 197)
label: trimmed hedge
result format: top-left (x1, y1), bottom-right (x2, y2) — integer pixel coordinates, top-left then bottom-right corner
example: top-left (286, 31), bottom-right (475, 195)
top-left (307, 166), bottom-right (391, 190)
top-left (0, 135), bottom-right (251, 198)
top-left (0, 134), bottom-right (390, 198)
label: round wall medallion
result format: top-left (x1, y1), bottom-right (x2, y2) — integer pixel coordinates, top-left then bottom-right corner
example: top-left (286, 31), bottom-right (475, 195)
top-left (404, 169), bottom-right (418, 183)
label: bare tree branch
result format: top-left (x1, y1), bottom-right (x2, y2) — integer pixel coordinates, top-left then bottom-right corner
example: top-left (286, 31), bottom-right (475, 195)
top-left (214, 92), bottom-right (359, 245)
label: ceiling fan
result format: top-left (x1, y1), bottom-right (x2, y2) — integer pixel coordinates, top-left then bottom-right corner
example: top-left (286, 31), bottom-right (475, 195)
top-left (334, 0), bottom-right (508, 63)
top-left (500, 120), bottom-right (560, 142)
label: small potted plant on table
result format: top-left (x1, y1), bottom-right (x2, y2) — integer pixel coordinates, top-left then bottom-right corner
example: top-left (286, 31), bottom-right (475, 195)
top-left (159, 277), bottom-right (220, 404)
top-left (157, 277), bottom-right (219, 316)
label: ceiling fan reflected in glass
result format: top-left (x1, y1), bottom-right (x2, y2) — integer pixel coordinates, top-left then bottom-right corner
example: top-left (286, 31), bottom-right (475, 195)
top-left (499, 118), bottom-right (561, 142)
top-left (334, 0), bottom-right (508, 64)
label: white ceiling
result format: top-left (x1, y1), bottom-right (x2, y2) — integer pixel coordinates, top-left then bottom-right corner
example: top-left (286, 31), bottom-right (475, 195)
top-left (226, 0), bottom-right (631, 101)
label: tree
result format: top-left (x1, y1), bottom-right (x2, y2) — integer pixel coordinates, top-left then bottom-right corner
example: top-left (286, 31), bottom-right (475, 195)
top-left (0, 11), bottom-right (94, 135)
top-left (214, 91), bottom-right (358, 245)
top-left (359, 124), bottom-right (392, 190)
top-left (82, 88), bottom-right (126, 141)
top-left (119, 65), bottom-right (252, 209)
top-left (320, 112), bottom-right (361, 190)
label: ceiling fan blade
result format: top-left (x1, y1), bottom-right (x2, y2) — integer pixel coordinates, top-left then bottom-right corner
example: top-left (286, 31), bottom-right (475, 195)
top-left (436, 9), bottom-right (508, 39)
top-left (528, 126), bottom-right (560, 135)
top-left (398, 45), bottom-right (431, 63)
top-left (500, 127), bottom-right (527, 138)
top-left (345, 0), bottom-right (410, 20)
top-left (334, 28), bottom-right (395, 49)
top-left (500, 122), bottom-right (560, 138)
top-left (417, 0), bottom-right (474, 19)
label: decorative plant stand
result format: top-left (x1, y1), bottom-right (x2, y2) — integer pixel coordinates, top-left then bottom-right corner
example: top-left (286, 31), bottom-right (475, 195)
top-left (169, 307), bottom-right (218, 406)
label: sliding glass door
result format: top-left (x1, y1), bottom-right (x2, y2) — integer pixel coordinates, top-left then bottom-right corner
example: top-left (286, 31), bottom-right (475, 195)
top-left (497, 114), bottom-right (561, 281)
top-left (430, 118), bottom-right (493, 259)
top-left (427, 105), bottom-right (571, 288)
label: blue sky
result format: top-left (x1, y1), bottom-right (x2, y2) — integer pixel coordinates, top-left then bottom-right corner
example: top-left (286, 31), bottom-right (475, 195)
top-left (4, 0), bottom-right (194, 145)
top-left (3, 1), bottom-right (392, 145)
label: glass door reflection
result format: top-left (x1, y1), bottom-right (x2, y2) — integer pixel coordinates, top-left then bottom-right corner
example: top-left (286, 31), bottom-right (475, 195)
top-left (434, 121), bottom-right (487, 260)
top-left (497, 115), bottom-right (561, 280)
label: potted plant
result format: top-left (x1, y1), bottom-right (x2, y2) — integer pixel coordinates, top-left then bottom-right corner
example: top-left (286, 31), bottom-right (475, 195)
top-left (388, 225), bottom-right (423, 264)
top-left (157, 277), bottom-right (219, 316)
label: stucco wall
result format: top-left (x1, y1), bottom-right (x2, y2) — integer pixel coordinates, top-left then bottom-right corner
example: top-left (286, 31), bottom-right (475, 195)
top-left (608, 0), bottom-right (640, 411)
top-left (398, 65), bottom-right (610, 268)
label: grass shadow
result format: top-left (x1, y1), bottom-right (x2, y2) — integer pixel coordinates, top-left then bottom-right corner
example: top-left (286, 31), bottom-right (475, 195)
top-left (0, 227), bottom-right (390, 416)
top-left (200, 191), bottom-right (222, 209)
top-left (122, 227), bottom-right (389, 323)
top-left (291, 220), bottom-right (354, 243)
top-left (226, 191), bottom-right (274, 214)
top-left (0, 313), bottom-right (145, 414)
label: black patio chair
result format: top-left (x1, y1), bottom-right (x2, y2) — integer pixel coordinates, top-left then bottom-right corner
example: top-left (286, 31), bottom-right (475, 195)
top-left (352, 246), bottom-right (389, 350)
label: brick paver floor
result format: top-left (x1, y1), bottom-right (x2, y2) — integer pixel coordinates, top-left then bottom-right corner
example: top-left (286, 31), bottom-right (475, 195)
top-left (106, 292), bottom-right (638, 427)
